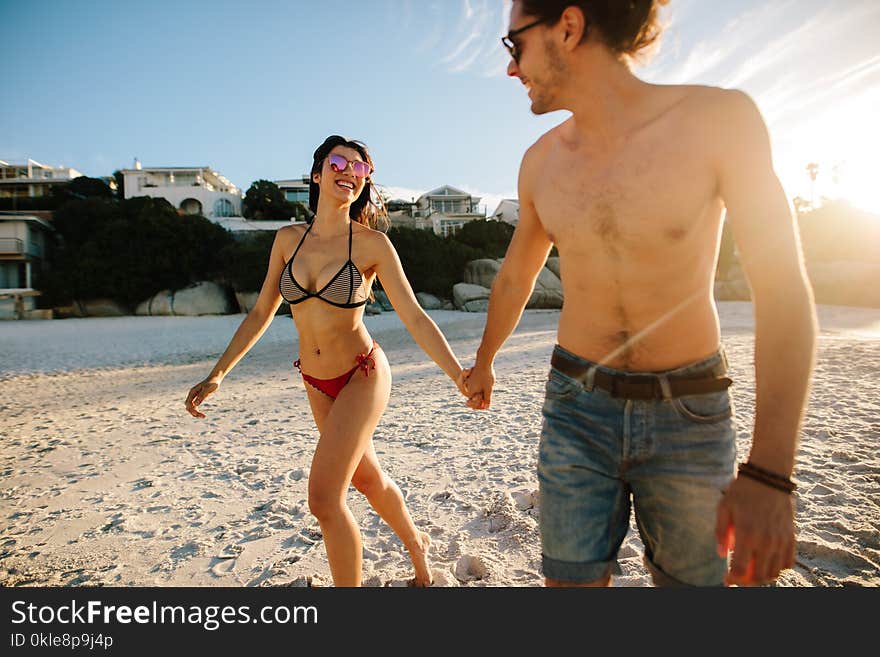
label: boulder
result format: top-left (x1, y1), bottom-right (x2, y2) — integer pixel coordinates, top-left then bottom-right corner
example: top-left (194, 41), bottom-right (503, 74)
top-left (453, 283), bottom-right (490, 312)
top-left (416, 292), bottom-right (445, 310)
top-left (713, 279), bottom-right (751, 301)
top-left (463, 299), bottom-right (489, 312)
top-left (235, 292), bottom-right (259, 314)
top-left (545, 257), bottom-right (561, 279)
top-left (136, 290), bottom-right (173, 316)
top-left (171, 282), bottom-right (234, 316)
top-left (807, 261), bottom-right (880, 308)
top-left (463, 259), bottom-right (502, 288)
top-left (374, 289), bottom-right (394, 311)
top-left (463, 258), bottom-right (563, 309)
top-left (78, 298), bottom-right (128, 317)
top-left (527, 268), bottom-right (564, 309)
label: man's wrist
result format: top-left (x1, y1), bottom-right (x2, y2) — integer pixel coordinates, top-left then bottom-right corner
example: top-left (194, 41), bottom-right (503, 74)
top-left (474, 347), bottom-right (495, 369)
top-left (737, 461), bottom-right (797, 494)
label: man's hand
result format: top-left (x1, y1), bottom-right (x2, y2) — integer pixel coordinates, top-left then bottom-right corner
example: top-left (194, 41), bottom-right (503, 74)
top-left (715, 475), bottom-right (796, 586)
top-left (465, 362), bottom-right (496, 410)
top-left (454, 367), bottom-right (471, 398)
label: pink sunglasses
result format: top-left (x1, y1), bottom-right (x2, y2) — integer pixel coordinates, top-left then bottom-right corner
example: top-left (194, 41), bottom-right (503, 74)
top-left (328, 153), bottom-right (371, 178)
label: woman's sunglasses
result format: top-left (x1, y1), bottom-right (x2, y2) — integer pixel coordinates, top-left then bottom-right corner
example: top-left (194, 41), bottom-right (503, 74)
top-left (327, 153), bottom-right (371, 179)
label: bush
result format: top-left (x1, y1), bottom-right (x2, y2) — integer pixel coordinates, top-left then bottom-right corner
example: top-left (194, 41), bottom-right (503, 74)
top-left (453, 219), bottom-right (515, 258)
top-left (221, 231), bottom-right (277, 292)
top-left (388, 226), bottom-right (495, 298)
top-left (39, 196), bottom-right (234, 310)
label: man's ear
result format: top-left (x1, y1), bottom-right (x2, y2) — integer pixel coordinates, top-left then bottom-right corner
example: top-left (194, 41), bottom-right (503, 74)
top-left (559, 5), bottom-right (587, 50)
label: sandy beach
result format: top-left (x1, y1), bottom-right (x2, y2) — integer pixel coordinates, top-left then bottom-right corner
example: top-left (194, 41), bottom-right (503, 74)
top-left (1, 302), bottom-right (878, 587)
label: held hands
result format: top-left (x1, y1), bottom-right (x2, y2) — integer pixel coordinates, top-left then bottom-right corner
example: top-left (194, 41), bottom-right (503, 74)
top-left (185, 376), bottom-right (222, 419)
top-left (463, 362), bottom-right (495, 410)
top-left (454, 368), bottom-right (471, 398)
top-left (715, 475), bottom-right (796, 586)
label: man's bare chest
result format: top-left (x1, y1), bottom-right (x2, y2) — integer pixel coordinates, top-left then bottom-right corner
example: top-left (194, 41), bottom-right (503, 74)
top-left (533, 141), bottom-right (717, 253)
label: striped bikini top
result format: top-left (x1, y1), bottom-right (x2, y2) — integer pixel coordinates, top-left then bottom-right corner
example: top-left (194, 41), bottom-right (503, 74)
top-left (279, 220), bottom-right (368, 308)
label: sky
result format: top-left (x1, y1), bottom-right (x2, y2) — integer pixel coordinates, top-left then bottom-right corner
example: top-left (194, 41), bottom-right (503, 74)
top-left (2, 0), bottom-right (879, 215)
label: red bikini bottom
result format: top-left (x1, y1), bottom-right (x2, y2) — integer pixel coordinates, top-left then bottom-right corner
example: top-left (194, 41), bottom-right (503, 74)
top-left (294, 341), bottom-right (379, 399)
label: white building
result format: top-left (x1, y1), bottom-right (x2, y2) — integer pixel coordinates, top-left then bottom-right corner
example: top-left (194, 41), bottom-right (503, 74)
top-left (119, 163), bottom-right (242, 219)
top-left (491, 199), bottom-right (520, 226)
top-left (0, 213), bottom-right (53, 318)
top-left (275, 176), bottom-right (310, 207)
top-left (388, 185), bottom-right (485, 236)
top-left (0, 159), bottom-right (82, 199)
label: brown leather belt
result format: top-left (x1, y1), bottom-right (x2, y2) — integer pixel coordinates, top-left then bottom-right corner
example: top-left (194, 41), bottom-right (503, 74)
top-left (550, 349), bottom-right (733, 400)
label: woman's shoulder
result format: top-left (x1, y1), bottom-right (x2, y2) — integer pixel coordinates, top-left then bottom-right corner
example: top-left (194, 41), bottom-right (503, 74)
top-left (354, 222), bottom-right (392, 246)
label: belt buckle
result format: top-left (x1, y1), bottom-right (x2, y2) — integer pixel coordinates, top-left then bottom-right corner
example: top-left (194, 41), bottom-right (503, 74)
top-left (611, 374), bottom-right (658, 399)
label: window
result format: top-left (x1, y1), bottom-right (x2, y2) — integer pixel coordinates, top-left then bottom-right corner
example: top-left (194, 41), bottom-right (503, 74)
top-left (285, 190), bottom-right (309, 203)
top-left (213, 198), bottom-right (234, 217)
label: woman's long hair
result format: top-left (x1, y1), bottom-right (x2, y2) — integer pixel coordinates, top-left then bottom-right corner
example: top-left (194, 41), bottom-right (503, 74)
top-left (309, 135), bottom-right (389, 231)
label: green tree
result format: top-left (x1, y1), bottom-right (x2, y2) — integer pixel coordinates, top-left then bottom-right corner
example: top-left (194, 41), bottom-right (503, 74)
top-left (50, 176), bottom-right (114, 202)
top-left (387, 227), bottom-right (480, 298)
top-left (40, 196), bottom-right (234, 310)
top-left (243, 179), bottom-right (299, 220)
top-left (454, 219), bottom-right (515, 258)
top-left (112, 170), bottom-right (125, 199)
top-left (221, 231), bottom-right (277, 292)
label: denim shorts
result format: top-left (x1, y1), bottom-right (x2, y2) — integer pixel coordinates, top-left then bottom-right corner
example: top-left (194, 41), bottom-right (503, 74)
top-left (538, 344), bottom-right (737, 586)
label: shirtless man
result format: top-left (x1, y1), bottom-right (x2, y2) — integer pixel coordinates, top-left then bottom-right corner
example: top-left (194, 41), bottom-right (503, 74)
top-left (465, 0), bottom-right (817, 587)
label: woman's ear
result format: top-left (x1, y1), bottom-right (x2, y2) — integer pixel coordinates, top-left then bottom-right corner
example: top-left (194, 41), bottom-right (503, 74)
top-left (312, 172), bottom-right (321, 184)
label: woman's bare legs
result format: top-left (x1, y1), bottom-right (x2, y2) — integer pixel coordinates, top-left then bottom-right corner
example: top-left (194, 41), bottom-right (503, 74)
top-left (303, 349), bottom-right (431, 586)
top-left (351, 443), bottom-right (432, 586)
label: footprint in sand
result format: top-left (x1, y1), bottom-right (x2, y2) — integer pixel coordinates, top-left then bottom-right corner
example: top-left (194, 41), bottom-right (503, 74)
top-left (454, 554), bottom-right (489, 582)
top-left (210, 545), bottom-right (243, 577)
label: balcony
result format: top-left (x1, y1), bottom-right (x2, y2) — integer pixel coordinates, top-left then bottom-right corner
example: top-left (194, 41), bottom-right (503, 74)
top-left (0, 238), bottom-right (23, 255)
top-left (0, 238), bottom-right (42, 258)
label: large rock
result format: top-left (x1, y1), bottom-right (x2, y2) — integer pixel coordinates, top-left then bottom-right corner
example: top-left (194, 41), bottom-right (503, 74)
top-left (807, 261), bottom-right (880, 308)
top-left (545, 257), bottom-right (560, 279)
top-left (527, 268), bottom-right (564, 309)
top-left (453, 283), bottom-right (490, 312)
top-left (416, 292), bottom-right (445, 310)
top-left (463, 258), bottom-right (563, 309)
top-left (136, 290), bottom-right (173, 316)
top-left (235, 291), bottom-right (259, 314)
top-left (714, 279), bottom-right (751, 301)
top-left (77, 298), bottom-right (128, 317)
top-left (463, 259), bottom-right (502, 288)
top-left (171, 282), bottom-right (234, 316)
top-left (374, 289), bottom-right (394, 311)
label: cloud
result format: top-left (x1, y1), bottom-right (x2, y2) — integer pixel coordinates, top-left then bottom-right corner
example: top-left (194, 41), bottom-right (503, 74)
top-left (436, 0), bottom-right (510, 76)
top-left (642, 1), bottom-right (797, 84)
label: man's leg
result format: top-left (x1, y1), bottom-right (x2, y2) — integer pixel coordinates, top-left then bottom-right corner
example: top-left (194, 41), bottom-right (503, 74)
top-left (539, 368), bottom-right (631, 586)
top-left (629, 388), bottom-right (736, 586)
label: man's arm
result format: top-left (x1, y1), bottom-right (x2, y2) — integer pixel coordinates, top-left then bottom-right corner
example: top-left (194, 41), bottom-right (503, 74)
top-left (714, 89), bottom-right (818, 584)
top-left (468, 144), bottom-right (554, 408)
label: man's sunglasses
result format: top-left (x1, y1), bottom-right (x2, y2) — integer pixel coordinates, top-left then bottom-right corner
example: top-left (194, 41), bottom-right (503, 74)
top-left (501, 17), bottom-right (545, 63)
top-left (328, 153), bottom-right (371, 179)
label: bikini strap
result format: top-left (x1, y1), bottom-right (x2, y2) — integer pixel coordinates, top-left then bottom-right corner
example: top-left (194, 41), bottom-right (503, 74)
top-left (348, 219), bottom-right (353, 259)
top-left (291, 220), bottom-right (314, 261)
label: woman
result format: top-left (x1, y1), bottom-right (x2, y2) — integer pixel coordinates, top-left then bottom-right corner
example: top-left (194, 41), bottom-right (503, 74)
top-left (185, 135), bottom-right (469, 586)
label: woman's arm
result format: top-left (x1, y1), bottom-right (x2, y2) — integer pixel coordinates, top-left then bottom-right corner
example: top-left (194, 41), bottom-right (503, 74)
top-left (370, 232), bottom-right (465, 390)
top-left (185, 228), bottom-right (289, 417)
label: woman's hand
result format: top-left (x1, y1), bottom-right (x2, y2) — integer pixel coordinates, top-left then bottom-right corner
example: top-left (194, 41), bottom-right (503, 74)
top-left (185, 376), bottom-right (222, 418)
top-left (454, 367), bottom-right (471, 398)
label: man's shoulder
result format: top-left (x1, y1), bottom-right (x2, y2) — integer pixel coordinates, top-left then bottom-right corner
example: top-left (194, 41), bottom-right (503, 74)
top-left (666, 84), bottom-right (760, 123)
top-left (522, 120), bottom-right (568, 167)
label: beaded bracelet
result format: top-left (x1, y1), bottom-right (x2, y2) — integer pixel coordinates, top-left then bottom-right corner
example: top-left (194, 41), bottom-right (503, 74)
top-left (738, 461), bottom-right (797, 494)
